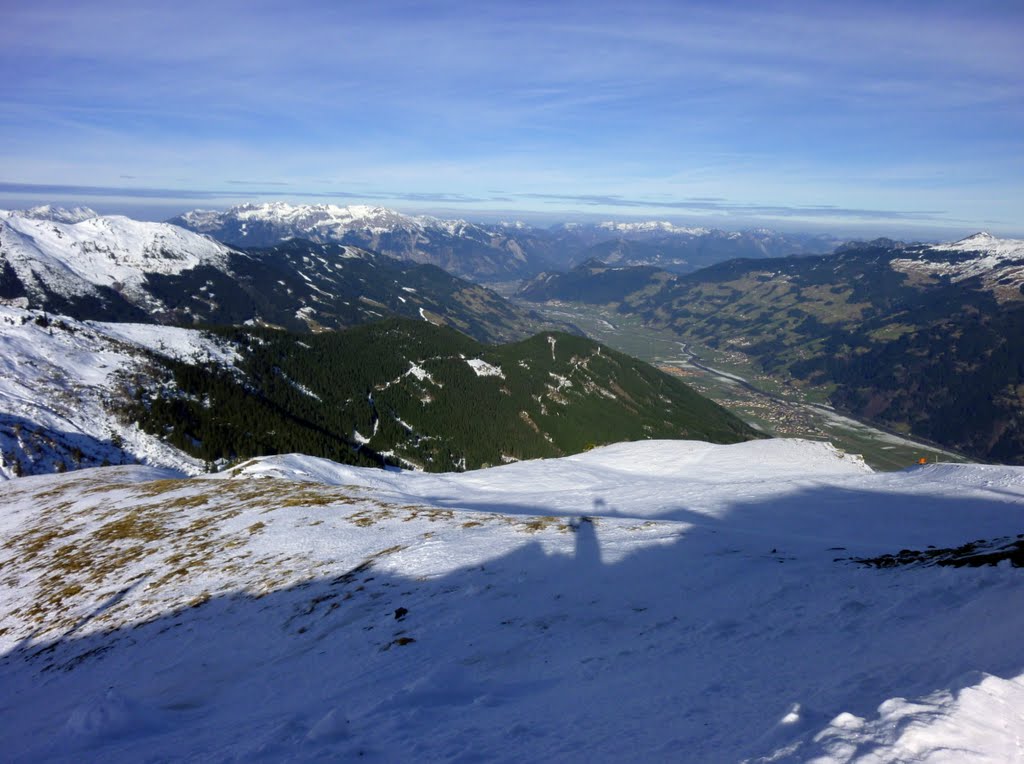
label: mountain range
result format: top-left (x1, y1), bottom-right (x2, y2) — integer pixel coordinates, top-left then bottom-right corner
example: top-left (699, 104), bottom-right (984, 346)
top-left (169, 202), bottom-right (841, 279)
top-left (518, 233), bottom-right (1024, 463)
top-left (169, 203), bottom-right (553, 281)
top-left (0, 206), bottom-right (556, 344)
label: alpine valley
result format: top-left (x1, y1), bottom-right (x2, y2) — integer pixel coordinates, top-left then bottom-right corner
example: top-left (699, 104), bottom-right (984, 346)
top-left (0, 206), bottom-right (756, 480)
top-left (519, 233), bottom-right (1024, 464)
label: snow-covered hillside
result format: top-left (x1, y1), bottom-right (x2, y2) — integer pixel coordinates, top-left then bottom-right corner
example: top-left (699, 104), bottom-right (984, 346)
top-left (0, 208), bottom-right (234, 309)
top-left (0, 306), bottom-right (236, 479)
top-left (1, 439), bottom-right (1022, 762)
top-left (890, 232), bottom-right (1024, 297)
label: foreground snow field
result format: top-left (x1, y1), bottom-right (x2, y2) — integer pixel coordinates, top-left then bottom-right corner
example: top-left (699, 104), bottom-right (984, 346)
top-left (1, 439), bottom-right (1023, 762)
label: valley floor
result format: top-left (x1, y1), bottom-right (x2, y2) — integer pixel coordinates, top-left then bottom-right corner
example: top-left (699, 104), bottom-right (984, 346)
top-left (1, 439), bottom-right (1023, 762)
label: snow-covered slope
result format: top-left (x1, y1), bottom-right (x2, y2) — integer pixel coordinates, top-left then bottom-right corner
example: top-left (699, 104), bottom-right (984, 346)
top-left (932, 231), bottom-right (1024, 260)
top-left (890, 232), bottom-right (1024, 297)
top-left (0, 209), bottom-right (235, 310)
top-left (0, 306), bottom-right (237, 478)
top-left (171, 202), bottom-right (544, 279)
top-left (1, 439), bottom-right (1022, 762)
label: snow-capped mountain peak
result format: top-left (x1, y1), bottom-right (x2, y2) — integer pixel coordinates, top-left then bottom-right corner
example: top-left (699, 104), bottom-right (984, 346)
top-left (170, 202), bottom-right (545, 279)
top-left (597, 220), bottom-right (712, 236)
top-left (16, 205), bottom-right (98, 224)
top-left (184, 202), bottom-right (425, 236)
top-left (932, 231), bottom-right (1024, 259)
top-left (888, 231), bottom-right (1024, 296)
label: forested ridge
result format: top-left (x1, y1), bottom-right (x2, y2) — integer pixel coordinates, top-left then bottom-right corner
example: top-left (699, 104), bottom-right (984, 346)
top-left (125, 319), bottom-right (759, 472)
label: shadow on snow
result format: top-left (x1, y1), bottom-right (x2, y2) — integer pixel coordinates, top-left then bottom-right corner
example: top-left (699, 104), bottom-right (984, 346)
top-left (1, 482), bottom-right (1023, 761)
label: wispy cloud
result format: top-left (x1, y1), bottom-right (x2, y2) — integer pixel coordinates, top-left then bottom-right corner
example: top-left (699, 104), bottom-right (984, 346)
top-left (0, 1), bottom-right (1021, 233)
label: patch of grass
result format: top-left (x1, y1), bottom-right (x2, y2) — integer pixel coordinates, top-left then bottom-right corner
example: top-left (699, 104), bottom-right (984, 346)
top-left (371, 544), bottom-right (407, 559)
top-left (95, 511), bottom-right (168, 543)
top-left (348, 505), bottom-right (400, 527)
top-left (132, 479), bottom-right (189, 497)
top-left (402, 507), bottom-right (455, 523)
top-left (4, 525), bottom-right (76, 561)
top-left (516, 515), bottom-right (563, 533)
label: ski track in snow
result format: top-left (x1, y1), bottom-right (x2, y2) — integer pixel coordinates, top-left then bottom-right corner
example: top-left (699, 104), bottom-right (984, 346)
top-left (1, 439), bottom-right (1023, 762)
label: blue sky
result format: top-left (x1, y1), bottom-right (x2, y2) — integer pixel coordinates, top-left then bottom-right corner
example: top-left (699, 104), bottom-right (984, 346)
top-left (1, 0), bottom-right (1022, 236)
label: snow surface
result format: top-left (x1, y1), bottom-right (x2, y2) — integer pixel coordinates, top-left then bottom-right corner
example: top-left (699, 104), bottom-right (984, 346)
top-left (0, 209), bottom-right (235, 307)
top-left (2, 439), bottom-right (1023, 762)
top-left (17, 205), bottom-right (98, 224)
top-left (931, 231), bottom-right (1024, 260)
top-left (465, 357), bottom-right (504, 378)
top-left (0, 307), bottom-right (236, 479)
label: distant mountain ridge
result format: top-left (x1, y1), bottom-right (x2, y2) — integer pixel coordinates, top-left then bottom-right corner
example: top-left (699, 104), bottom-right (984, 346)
top-left (560, 223), bottom-right (841, 272)
top-left (170, 202), bottom-right (552, 280)
top-left (170, 202), bottom-right (843, 278)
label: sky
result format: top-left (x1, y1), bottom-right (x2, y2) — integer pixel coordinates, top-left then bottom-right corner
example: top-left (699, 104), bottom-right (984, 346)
top-left (1, 0), bottom-right (1022, 237)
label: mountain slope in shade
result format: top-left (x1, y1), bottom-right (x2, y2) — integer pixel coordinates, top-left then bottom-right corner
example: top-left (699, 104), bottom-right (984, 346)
top-left (143, 239), bottom-right (558, 344)
top-left (1, 440), bottom-right (1022, 761)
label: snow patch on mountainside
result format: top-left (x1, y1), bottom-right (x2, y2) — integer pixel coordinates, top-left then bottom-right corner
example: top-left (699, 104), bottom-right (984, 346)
top-left (89, 320), bottom-right (240, 366)
top-left (465, 358), bottom-right (504, 378)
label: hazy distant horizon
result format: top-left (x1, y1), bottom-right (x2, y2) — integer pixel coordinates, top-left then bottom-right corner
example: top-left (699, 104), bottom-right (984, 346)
top-left (0, 185), bottom-right (1014, 243)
